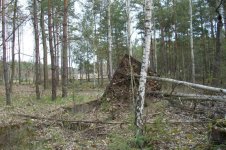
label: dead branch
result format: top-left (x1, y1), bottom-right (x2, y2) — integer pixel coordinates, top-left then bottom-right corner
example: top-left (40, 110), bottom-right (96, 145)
top-left (10, 113), bottom-right (127, 125)
top-left (10, 113), bottom-right (211, 125)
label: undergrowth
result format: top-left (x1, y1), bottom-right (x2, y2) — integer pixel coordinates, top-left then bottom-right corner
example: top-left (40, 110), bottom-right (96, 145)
top-left (108, 113), bottom-right (171, 150)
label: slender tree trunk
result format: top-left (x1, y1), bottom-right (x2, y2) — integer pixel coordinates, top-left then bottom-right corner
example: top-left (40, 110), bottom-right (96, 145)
top-left (160, 28), bottom-right (167, 75)
top-left (56, 24), bottom-right (60, 86)
top-left (210, 18), bottom-right (215, 39)
top-left (224, 2), bottom-right (226, 37)
top-left (126, 0), bottom-right (132, 56)
top-left (53, 7), bottom-right (60, 86)
top-left (100, 59), bottom-right (104, 87)
top-left (200, 11), bottom-right (207, 84)
top-left (108, 0), bottom-right (113, 79)
top-left (40, 1), bottom-right (48, 89)
top-left (212, 15), bottom-right (222, 86)
top-left (135, 0), bottom-right (153, 137)
top-left (126, 0), bottom-right (135, 103)
top-left (33, 0), bottom-right (41, 99)
top-left (18, 24), bottom-right (21, 84)
top-left (2, 0), bottom-right (11, 105)
top-left (174, 29), bottom-right (178, 78)
top-left (153, 19), bottom-right (157, 73)
top-left (97, 60), bottom-right (100, 86)
top-left (62, 0), bottom-right (68, 97)
top-left (9, 0), bottom-right (17, 93)
top-left (92, 0), bottom-right (96, 88)
top-left (182, 42), bottom-right (186, 80)
top-left (48, 0), bottom-right (57, 100)
top-left (189, 0), bottom-right (195, 83)
top-left (79, 60), bottom-right (82, 84)
top-left (86, 46), bottom-right (90, 82)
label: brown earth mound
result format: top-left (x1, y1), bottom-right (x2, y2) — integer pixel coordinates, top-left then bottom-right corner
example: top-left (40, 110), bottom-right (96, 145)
top-left (66, 55), bottom-right (161, 115)
top-left (101, 54), bottom-right (161, 110)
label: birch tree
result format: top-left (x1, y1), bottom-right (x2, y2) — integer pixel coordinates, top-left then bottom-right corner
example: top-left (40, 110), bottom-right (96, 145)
top-left (2, 0), bottom-right (11, 105)
top-left (135, 0), bottom-right (153, 137)
top-left (189, 0), bottom-right (195, 83)
top-left (108, 0), bottom-right (113, 79)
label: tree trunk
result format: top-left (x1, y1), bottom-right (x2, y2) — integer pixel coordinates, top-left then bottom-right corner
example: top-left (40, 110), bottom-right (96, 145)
top-left (2, 0), bottom-right (11, 105)
top-left (92, 0), bottom-right (96, 88)
top-left (108, 0), bottom-right (113, 79)
top-left (62, 0), bottom-right (68, 97)
top-left (210, 18), bottom-right (215, 39)
top-left (153, 19), bottom-right (157, 73)
top-left (56, 24), bottom-right (60, 86)
top-left (212, 15), bottom-right (222, 86)
top-left (147, 91), bottom-right (226, 102)
top-left (53, 6), bottom-right (60, 86)
top-left (189, 0), bottom-right (195, 83)
top-left (160, 28), bottom-right (167, 75)
top-left (79, 60), bottom-right (82, 84)
top-left (100, 59), bottom-right (104, 87)
top-left (135, 0), bottom-right (153, 137)
top-left (33, 0), bottom-right (41, 99)
top-left (139, 75), bottom-right (226, 94)
top-left (18, 24), bottom-right (21, 84)
top-left (182, 42), bottom-right (186, 80)
top-left (97, 60), bottom-right (100, 86)
top-left (9, 0), bottom-right (17, 93)
top-left (40, 1), bottom-right (48, 89)
top-left (126, 0), bottom-right (132, 56)
top-left (48, 0), bottom-right (57, 100)
top-left (224, 2), bottom-right (226, 37)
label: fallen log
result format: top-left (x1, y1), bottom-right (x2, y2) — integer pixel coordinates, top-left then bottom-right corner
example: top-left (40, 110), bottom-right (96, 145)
top-left (147, 91), bottom-right (226, 102)
top-left (134, 75), bottom-right (226, 95)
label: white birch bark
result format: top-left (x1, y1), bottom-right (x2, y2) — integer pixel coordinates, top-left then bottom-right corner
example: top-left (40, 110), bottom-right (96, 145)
top-left (135, 0), bottom-right (153, 136)
top-left (108, 0), bottom-right (113, 79)
top-left (141, 75), bottom-right (226, 94)
top-left (189, 0), bottom-right (195, 83)
top-left (147, 91), bottom-right (226, 102)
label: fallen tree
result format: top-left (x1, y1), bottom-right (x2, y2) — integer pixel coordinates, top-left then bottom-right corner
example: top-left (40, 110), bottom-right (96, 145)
top-left (147, 91), bottom-right (226, 102)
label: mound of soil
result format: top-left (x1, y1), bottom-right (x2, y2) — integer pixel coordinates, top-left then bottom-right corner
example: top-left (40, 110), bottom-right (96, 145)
top-left (101, 54), bottom-right (161, 110)
top-left (66, 55), bottom-right (161, 116)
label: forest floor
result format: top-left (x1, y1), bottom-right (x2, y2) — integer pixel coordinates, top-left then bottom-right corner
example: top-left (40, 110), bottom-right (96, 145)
top-left (0, 83), bottom-right (222, 149)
